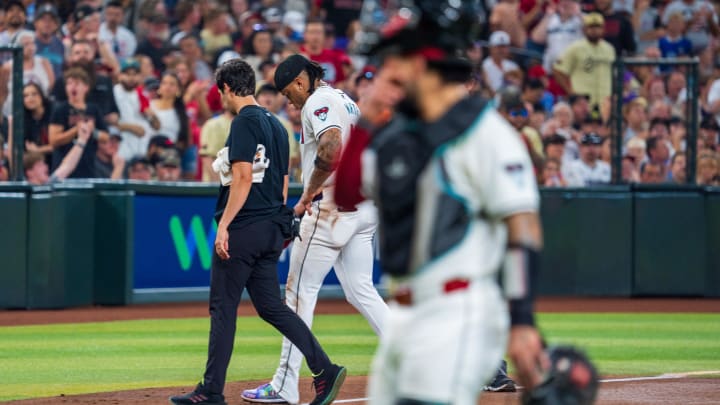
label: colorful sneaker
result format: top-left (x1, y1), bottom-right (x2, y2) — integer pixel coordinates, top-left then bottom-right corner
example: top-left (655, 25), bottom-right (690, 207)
top-left (240, 383), bottom-right (288, 403)
top-left (309, 364), bottom-right (346, 405)
top-left (169, 383), bottom-right (227, 405)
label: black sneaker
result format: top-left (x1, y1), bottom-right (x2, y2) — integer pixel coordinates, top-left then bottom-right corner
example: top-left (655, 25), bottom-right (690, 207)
top-left (309, 364), bottom-right (346, 405)
top-left (484, 361), bottom-right (517, 392)
top-left (169, 383), bottom-right (227, 405)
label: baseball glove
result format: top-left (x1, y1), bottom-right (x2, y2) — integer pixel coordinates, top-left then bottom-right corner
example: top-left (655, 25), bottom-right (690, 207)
top-left (522, 345), bottom-right (599, 405)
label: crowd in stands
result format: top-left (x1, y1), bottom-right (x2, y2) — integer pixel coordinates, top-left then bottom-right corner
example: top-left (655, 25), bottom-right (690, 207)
top-left (0, 0), bottom-right (718, 186)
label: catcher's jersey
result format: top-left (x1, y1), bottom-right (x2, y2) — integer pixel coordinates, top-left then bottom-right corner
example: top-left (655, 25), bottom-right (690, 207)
top-left (364, 97), bottom-right (539, 289)
top-left (300, 83), bottom-right (360, 190)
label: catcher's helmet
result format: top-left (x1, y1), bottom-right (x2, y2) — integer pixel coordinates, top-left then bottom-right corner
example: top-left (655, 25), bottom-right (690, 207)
top-left (523, 345), bottom-right (600, 405)
top-left (356, 0), bottom-right (486, 58)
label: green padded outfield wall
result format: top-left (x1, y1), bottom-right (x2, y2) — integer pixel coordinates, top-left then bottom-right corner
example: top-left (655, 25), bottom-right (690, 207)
top-left (93, 183), bottom-right (134, 305)
top-left (706, 188), bottom-right (720, 297)
top-left (0, 185), bottom-right (30, 308)
top-left (539, 188), bottom-right (633, 296)
top-left (633, 187), bottom-right (707, 296)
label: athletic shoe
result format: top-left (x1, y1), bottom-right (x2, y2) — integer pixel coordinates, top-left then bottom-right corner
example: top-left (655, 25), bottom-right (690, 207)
top-left (483, 376), bottom-right (517, 392)
top-left (309, 364), bottom-right (346, 405)
top-left (240, 383), bottom-right (288, 403)
top-left (169, 383), bottom-right (227, 405)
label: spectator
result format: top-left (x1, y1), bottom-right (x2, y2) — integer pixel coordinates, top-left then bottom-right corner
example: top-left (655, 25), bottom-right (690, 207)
top-left (154, 147), bottom-right (182, 181)
top-left (0, 134), bottom-right (8, 181)
top-left (34, 3), bottom-right (65, 79)
top-left (301, 18), bottom-right (351, 86)
top-left (640, 161), bottom-right (666, 183)
top-left (0, 1), bottom-right (27, 58)
top-left (706, 71), bottom-right (720, 127)
top-left (542, 157), bottom-right (568, 187)
top-left (170, 0), bottom-right (201, 46)
top-left (0, 30), bottom-right (55, 117)
top-left (622, 155), bottom-right (641, 183)
top-left (645, 76), bottom-right (669, 106)
top-left (482, 31), bottom-right (520, 93)
top-left (633, 0), bottom-right (665, 54)
top-left (646, 135), bottom-right (670, 169)
top-left (543, 101), bottom-right (580, 160)
top-left (564, 132), bottom-right (612, 186)
top-left (94, 133), bottom-right (125, 179)
top-left (48, 67), bottom-right (109, 178)
top-left (497, 86), bottom-right (545, 171)
top-left (99, 1), bottom-right (137, 60)
top-left (623, 96), bottom-right (649, 143)
top-left (662, 0), bottom-right (719, 53)
top-left (51, 39), bottom-right (120, 126)
top-left (126, 156), bottom-right (153, 180)
top-left (698, 118), bottom-right (719, 152)
top-left (648, 100), bottom-right (672, 121)
top-left (113, 58), bottom-right (152, 160)
top-left (135, 13), bottom-right (173, 73)
top-left (666, 70), bottom-right (687, 115)
top-left (200, 6), bottom-right (232, 63)
top-left (177, 34), bottom-right (214, 82)
top-left (146, 72), bottom-right (189, 146)
top-left (626, 136), bottom-right (648, 167)
top-left (146, 134), bottom-right (173, 166)
top-left (489, 0), bottom-right (527, 48)
top-left (659, 12), bottom-right (692, 61)
top-left (531, 0), bottom-right (584, 72)
top-left (696, 151), bottom-right (719, 185)
top-left (243, 29), bottom-right (278, 83)
top-left (544, 133), bottom-right (570, 166)
top-left (554, 13), bottom-right (616, 108)
top-left (23, 82), bottom-right (53, 167)
top-left (669, 152), bottom-right (687, 183)
top-left (25, 115), bottom-right (95, 184)
top-left (594, 0), bottom-right (637, 55)
top-left (569, 94), bottom-right (592, 128)
top-left (199, 103), bottom-right (234, 183)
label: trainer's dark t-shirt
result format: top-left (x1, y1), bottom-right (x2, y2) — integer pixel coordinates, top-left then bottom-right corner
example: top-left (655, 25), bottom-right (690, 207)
top-left (215, 105), bottom-right (289, 229)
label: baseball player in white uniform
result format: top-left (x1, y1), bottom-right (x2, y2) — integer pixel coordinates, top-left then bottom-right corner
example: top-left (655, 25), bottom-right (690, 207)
top-left (242, 54), bottom-right (389, 405)
top-left (333, 1), bottom-right (549, 404)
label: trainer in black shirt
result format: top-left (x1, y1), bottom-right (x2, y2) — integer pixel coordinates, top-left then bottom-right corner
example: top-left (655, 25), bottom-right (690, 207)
top-left (170, 58), bottom-right (345, 405)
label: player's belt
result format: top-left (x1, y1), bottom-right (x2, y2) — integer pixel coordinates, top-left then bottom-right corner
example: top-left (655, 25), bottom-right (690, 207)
top-left (393, 278), bottom-right (471, 306)
top-left (312, 192), bottom-right (357, 212)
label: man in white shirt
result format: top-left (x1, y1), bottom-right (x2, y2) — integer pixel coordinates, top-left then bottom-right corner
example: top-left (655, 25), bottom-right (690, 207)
top-left (99, 1), bottom-right (137, 59)
top-left (531, 0), bottom-right (584, 72)
top-left (564, 133), bottom-right (612, 186)
top-left (113, 58), bottom-right (151, 160)
top-left (481, 31), bottom-right (520, 93)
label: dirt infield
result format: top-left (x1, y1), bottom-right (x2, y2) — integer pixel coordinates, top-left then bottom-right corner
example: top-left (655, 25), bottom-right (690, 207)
top-left (3, 298), bottom-right (720, 404)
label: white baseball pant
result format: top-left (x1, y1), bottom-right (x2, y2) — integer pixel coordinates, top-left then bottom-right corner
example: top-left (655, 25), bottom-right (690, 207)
top-left (269, 198), bottom-right (388, 404)
top-left (368, 280), bottom-right (508, 404)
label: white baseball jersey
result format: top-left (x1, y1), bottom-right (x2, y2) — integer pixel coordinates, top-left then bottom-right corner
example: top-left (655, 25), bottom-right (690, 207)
top-left (265, 83), bottom-right (387, 404)
top-left (299, 83), bottom-right (360, 190)
top-left (366, 99), bottom-right (539, 404)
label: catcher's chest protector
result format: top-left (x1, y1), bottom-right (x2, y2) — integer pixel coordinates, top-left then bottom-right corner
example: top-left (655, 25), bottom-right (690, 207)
top-left (371, 98), bottom-right (488, 276)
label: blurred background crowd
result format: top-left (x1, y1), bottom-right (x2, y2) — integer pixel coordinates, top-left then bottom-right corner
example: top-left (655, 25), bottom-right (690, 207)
top-left (0, 0), bottom-right (718, 187)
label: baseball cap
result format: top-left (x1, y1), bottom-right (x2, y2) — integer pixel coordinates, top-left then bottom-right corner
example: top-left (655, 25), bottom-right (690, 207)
top-left (148, 135), bottom-right (174, 148)
top-left (35, 3), bottom-right (60, 22)
top-left (262, 7), bottom-right (283, 24)
top-left (274, 54), bottom-right (311, 92)
top-left (581, 133), bottom-right (604, 145)
top-left (583, 13), bottom-right (605, 27)
top-left (283, 10), bottom-right (305, 34)
top-left (120, 58), bottom-right (140, 73)
top-left (157, 148), bottom-right (181, 167)
top-left (489, 31), bottom-right (511, 47)
top-left (4, 0), bottom-right (25, 13)
top-left (144, 77), bottom-right (161, 91)
top-left (73, 5), bottom-right (97, 22)
top-left (700, 118), bottom-right (720, 131)
top-left (544, 134), bottom-right (567, 146)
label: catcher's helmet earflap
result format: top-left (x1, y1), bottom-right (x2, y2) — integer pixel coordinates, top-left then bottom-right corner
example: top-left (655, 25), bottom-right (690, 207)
top-left (356, 0), bottom-right (486, 59)
top-left (523, 345), bottom-right (600, 405)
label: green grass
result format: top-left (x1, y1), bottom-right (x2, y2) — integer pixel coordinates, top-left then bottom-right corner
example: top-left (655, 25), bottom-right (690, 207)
top-left (1, 313), bottom-right (720, 400)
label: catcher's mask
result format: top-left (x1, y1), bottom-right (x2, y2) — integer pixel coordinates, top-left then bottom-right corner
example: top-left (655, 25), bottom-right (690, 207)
top-left (523, 345), bottom-right (600, 405)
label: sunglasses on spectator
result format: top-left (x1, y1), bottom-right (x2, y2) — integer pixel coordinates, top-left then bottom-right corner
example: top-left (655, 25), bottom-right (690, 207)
top-left (362, 71), bottom-right (373, 80)
top-left (509, 108), bottom-right (528, 118)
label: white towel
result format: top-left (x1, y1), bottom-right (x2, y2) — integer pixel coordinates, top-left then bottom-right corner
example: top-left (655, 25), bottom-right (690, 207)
top-left (212, 147), bottom-right (233, 186)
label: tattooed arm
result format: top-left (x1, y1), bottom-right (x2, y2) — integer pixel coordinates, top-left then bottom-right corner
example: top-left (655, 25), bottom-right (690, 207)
top-left (294, 127), bottom-right (342, 216)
